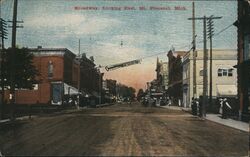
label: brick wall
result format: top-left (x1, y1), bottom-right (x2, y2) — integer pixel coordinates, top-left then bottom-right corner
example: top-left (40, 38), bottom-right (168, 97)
top-left (5, 56), bottom-right (64, 105)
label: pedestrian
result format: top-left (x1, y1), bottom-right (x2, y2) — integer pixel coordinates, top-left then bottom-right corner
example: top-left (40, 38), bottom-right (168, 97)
top-left (198, 96), bottom-right (203, 117)
top-left (221, 98), bottom-right (232, 119)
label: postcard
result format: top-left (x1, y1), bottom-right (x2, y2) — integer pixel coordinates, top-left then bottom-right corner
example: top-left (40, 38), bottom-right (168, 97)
top-left (0, 0), bottom-right (249, 156)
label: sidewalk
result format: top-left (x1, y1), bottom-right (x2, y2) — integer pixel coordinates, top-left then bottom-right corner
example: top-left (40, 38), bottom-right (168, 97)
top-left (0, 115), bottom-right (36, 124)
top-left (160, 105), bottom-right (191, 112)
top-left (160, 105), bottom-right (249, 132)
top-left (206, 114), bottom-right (249, 132)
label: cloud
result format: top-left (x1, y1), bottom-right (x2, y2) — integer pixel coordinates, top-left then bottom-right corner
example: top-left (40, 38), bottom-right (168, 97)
top-left (24, 14), bottom-right (122, 35)
top-left (92, 42), bottom-right (145, 66)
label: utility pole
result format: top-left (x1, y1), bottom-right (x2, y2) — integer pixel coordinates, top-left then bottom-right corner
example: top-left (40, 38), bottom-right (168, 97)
top-left (77, 39), bottom-right (81, 109)
top-left (202, 16), bottom-right (208, 118)
top-left (0, 17), bottom-right (7, 120)
top-left (0, 18), bottom-right (7, 48)
top-left (192, 1), bottom-right (197, 100)
top-left (188, 15), bottom-right (222, 118)
top-left (78, 39), bottom-right (80, 57)
top-left (12, 0), bottom-right (18, 48)
top-left (207, 15), bottom-right (222, 106)
top-left (9, 0), bottom-right (18, 121)
top-left (8, 0), bottom-right (23, 121)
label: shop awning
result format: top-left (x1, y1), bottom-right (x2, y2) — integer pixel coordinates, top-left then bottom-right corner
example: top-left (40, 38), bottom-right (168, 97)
top-left (216, 85), bottom-right (237, 97)
top-left (64, 83), bottom-right (79, 95)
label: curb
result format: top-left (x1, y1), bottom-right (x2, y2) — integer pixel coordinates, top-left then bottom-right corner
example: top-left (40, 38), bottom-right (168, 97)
top-left (205, 115), bottom-right (249, 132)
top-left (0, 115), bottom-right (36, 124)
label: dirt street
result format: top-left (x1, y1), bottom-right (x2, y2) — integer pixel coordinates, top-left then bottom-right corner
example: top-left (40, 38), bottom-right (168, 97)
top-left (0, 102), bottom-right (248, 156)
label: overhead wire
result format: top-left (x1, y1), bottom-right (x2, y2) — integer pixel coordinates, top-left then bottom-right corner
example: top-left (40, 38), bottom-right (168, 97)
top-left (26, 22), bottom-right (234, 73)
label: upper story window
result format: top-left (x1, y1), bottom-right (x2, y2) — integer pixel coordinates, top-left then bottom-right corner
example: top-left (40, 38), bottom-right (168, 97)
top-left (218, 68), bottom-right (233, 77)
top-left (199, 69), bottom-right (204, 76)
top-left (228, 69), bottom-right (233, 77)
top-left (218, 69), bottom-right (223, 77)
top-left (48, 61), bottom-right (53, 78)
top-left (222, 69), bottom-right (228, 76)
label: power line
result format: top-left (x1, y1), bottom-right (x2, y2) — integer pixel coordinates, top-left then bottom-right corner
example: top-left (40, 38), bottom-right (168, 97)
top-left (213, 23), bottom-right (233, 37)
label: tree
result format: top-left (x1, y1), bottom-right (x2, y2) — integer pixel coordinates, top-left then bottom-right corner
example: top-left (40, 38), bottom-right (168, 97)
top-left (116, 83), bottom-right (136, 101)
top-left (0, 48), bottom-right (39, 119)
top-left (137, 88), bottom-right (144, 101)
top-left (1, 47), bottom-right (39, 90)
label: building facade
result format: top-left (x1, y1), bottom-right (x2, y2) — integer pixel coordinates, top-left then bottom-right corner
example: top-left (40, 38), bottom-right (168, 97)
top-left (234, 0), bottom-right (250, 121)
top-left (167, 50), bottom-right (186, 105)
top-left (156, 58), bottom-right (168, 91)
top-left (103, 79), bottom-right (117, 102)
top-left (182, 49), bottom-right (237, 108)
top-left (77, 53), bottom-right (103, 100)
top-left (4, 47), bottom-right (79, 105)
top-left (4, 47), bottom-right (103, 106)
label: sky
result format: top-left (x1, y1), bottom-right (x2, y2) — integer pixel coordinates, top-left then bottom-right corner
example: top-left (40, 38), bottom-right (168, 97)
top-left (1, 0), bottom-right (237, 91)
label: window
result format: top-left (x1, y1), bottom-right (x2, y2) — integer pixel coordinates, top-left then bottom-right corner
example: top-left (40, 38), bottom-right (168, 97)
top-left (228, 69), bottom-right (233, 77)
top-left (199, 69), bottom-right (204, 76)
top-left (33, 84), bottom-right (38, 90)
top-left (218, 69), bottom-right (223, 77)
top-left (222, 69), bottom-right (228, 76)
top-left (218, 68), bottom-right (233, 77)
top-left (48, 61), bottom-right (53, 78)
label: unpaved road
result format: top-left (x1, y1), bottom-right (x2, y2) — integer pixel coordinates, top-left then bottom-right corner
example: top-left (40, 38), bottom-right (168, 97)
top-left (0, 102), bottom-right (248, 156)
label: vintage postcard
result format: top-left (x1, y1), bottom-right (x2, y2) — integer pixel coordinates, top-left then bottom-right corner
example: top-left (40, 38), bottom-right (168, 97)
top-left (0, 0), bottom-right (249, 156)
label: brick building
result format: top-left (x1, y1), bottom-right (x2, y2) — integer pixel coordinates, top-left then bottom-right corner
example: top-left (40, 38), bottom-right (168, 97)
top-left (167, 50), bottom-right (186, 105)
top-left (233, 0), bottom-right (250, 121)
top-left (77, 53), bottom-right (103, 100)
top-left (103, 79), bottom-right (117, 102)
top-left (4, 47), bottom-right (79, 105)
top-left (155, 57), bottom-right (168, 91)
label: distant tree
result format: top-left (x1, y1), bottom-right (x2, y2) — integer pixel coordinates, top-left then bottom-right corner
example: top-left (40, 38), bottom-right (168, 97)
top-left (116, 83), bottom-right (136, 101)
top-left (137, 89), bottom-right (144, 101)
top-left (1, 48), bottom-right (39, 90)
top-left (128, 87), bottom-right (136, 100)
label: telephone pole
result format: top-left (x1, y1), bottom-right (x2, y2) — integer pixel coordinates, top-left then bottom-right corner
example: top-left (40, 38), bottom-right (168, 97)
top-left (0, 17), bottom-right (7, 120)
top-left (188, 15), bottom-right (222, 118)
top-left (8, 0), bottom-right (23, 121)
top-left (9, 0), bottom-right (18, 121)
top-left (77, 39), bottom-right (81, 109)
top-left (192, 2), bottom-right (197, 99)
top-left (207, 15), bottom-right (222, 106)
top-left (0, 18), bottom-right (7, 48)
top-left (202, 16), bottom-right (208, 118)
top-left (78, 39), bottom-right (81, 57)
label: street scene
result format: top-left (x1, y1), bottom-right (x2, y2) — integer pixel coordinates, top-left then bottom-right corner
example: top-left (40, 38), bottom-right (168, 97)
top-left (0, 0), bottom-right (250, 156)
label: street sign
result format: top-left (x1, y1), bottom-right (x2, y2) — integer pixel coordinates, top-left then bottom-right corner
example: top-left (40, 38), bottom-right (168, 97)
top-left (105, 59), bottom-right (141, 71)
